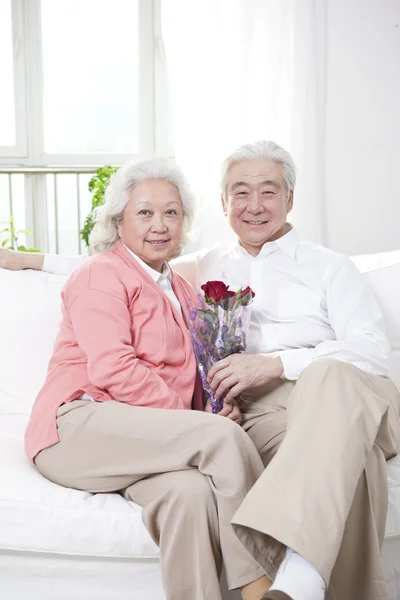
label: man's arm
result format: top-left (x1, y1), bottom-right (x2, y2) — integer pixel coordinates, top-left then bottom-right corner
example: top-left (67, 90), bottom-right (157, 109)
top-left (0, 249), bottom-right (44, 271)
top-left (277, 257), bottom-right (391, 380)
top-left (0, 248), bottom-right (84, 276)
top-left (208, 256), bottom-right (390, 398)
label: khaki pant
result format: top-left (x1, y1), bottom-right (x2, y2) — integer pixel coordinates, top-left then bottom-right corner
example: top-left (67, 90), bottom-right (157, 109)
top-left (35, 400), bottom-right (268, 600)
top-left (234, 358), bottom-right (400, 600)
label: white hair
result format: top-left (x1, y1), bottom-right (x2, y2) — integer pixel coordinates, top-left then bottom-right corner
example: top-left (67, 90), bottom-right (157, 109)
top-left (221, 140), bottom-right (296, 199)
top-left (89, 157), bottom-right (196, 257)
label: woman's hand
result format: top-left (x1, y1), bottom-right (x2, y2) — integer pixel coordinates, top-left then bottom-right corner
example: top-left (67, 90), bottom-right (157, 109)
top-left (205, 398), bottom-right (242, 425)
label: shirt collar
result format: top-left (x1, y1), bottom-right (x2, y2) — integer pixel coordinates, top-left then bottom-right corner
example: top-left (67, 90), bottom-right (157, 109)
top-left (273, 226), bottom-right (300, 258)
top-left (236, 225), bottom-right (300, 259)
top-left (122, 243), bottom-right (171, 283)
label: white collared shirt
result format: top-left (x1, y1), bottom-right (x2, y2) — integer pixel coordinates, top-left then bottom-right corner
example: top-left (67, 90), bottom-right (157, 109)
top-left (172, 227), bottom-right (390, 380)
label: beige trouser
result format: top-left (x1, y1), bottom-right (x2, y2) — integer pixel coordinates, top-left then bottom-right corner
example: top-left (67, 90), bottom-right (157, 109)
top-left (35, 400), bottom-right (268, 600)
top-left (234, 358), bottom-right (400, 600)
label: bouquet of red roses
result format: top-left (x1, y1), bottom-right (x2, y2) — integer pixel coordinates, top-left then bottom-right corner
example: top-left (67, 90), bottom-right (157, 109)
top-left (187, 281), bottom-right (255, 414)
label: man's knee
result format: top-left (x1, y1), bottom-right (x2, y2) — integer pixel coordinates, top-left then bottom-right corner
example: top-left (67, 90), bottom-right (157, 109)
top-left (300, 357), bottom-right (358, 382)
top-left (245, 414), bottom-right (286, 466)
top-left (258, 429), bottom-right (286, 467)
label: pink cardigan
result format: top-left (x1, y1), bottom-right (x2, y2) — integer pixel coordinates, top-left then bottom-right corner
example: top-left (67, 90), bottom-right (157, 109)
top-left (25, 240), bottom-right (203, 461)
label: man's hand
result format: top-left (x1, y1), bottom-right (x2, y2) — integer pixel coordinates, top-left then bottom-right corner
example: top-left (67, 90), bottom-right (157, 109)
top-left (0, 249), bottom-right (24, 270)
top-left (208, 353), bottom-right (284, 403)
top-left (205, 398), bottom-right (242, 425)
top-left (0, 249), bottom-right (44, 271)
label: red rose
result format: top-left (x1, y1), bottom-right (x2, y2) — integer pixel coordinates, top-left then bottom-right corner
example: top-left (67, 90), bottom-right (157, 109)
top-left (237, 285), bottom-right (255, 305)
top-left (201, 280), bottom-right (231, 303)
top-left (239, 285), bottom-right (255, 299)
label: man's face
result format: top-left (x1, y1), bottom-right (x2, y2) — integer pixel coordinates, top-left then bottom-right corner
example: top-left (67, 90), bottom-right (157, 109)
top-left (222, 158), bottom-right (293, 256)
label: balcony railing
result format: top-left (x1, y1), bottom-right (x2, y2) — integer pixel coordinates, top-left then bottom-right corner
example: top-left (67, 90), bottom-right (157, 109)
top-left (0, 166), bottom-right (100, 255)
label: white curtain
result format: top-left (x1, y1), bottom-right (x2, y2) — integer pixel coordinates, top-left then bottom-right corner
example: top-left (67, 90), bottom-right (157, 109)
top-left (161, 0), bottom-right (327, 252)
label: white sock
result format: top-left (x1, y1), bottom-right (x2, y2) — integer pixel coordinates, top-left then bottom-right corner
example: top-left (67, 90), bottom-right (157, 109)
top-left (270, 548), bottom-right (326, 600)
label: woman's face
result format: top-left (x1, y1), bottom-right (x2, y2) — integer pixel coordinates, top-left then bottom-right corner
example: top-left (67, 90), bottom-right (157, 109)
top-left (118, 179), bottom-right (184, 272)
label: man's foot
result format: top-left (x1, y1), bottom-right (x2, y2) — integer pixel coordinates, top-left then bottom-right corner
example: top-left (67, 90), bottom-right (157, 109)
top-left (241, 575), bottom-right (272, 599)
top-left (262, 592), bottom-right (293, 600)
top-left (266, 548), bottom-right (325, 600)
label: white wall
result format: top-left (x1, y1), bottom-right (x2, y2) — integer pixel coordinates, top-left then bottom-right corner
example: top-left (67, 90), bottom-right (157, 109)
top-left (324, 0), bottom-right (400, 255)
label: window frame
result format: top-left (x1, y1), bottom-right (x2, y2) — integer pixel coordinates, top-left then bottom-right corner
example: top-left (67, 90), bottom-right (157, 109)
top-left (0, 0), bottom-right (169, 166)
top-left (0, 0), bottom-right (27, 159)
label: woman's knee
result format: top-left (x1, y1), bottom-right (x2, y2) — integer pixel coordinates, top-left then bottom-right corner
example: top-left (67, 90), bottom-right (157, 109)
top-left (155, 470), bottom-right (216, 522)
top-left (205, 413), bottom-right (251, 445)
top-left (34, 444), bottom-right (66, 486)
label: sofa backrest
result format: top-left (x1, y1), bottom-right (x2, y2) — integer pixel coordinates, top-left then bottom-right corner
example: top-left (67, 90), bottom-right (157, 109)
top-left (351, 249), bottom-right (400, 273)
top-left (0, 252), bottom-right (399, 417)
top-left (362, 264), bottom-right (400, 390)
top-left (352, 249), bottom-right (400, 390)
top-left (0, 270), bottom-right (66, 416)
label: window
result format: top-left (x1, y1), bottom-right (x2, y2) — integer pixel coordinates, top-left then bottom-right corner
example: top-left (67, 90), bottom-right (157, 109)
top-left (0, 0), bottom-right (167, 254)
top-left (41, 0), bottom-right (140, 156)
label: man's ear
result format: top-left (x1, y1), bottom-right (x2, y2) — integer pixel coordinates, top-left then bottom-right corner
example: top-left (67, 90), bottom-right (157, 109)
top-left (287, 190), bottom-right (294, 213)
top-left (221, 194), bottom-right (228, 216)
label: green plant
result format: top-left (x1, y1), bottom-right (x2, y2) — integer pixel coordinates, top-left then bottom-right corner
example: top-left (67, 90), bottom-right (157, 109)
top-left (81, 165), bottom-right (118, 247)
top-left (0, 217), bottom-right (41, 252)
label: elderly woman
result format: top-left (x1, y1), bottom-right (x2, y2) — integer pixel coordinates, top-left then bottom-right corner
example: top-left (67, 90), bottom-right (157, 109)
top-left (24, 158), bottom-right (271, 600)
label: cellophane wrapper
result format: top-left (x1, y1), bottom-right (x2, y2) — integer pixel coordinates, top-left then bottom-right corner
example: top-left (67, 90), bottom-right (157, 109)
top-left (187, 299), bottom-right (252, 413)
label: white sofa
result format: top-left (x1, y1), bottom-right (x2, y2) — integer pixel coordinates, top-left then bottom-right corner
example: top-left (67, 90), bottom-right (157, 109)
top-left (0, 249), bottom-right (400, 600)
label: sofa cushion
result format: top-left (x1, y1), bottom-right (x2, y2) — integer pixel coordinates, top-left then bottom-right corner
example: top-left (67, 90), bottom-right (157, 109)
top-left (0, 411), bottom-right (159, 558)
top-left (1, 410), bottom-right (400, 559)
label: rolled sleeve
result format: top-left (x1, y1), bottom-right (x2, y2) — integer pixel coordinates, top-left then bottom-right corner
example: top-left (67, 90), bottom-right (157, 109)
top-left (43, 254), bottom-right (85, 276)
top-left (278, 348), bottom-right (313, 380)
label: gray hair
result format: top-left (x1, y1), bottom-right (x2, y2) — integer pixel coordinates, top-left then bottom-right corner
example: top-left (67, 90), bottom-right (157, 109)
top-left (89, 157), bottom-right (196, 257)
top-left (221, 140), bottom-right (296, 199)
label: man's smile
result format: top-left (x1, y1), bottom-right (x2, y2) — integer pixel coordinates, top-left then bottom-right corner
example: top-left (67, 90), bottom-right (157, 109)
top-left (243, 219), bottom-right (269, 226)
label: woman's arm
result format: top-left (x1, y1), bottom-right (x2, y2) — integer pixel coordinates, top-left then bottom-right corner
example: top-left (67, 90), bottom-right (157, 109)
top-left (68, 284), bottom-right (187, 409)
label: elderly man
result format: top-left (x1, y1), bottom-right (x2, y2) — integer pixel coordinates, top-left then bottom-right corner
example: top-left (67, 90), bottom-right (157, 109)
top-left (2, 141), bottom-right (399, 600)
